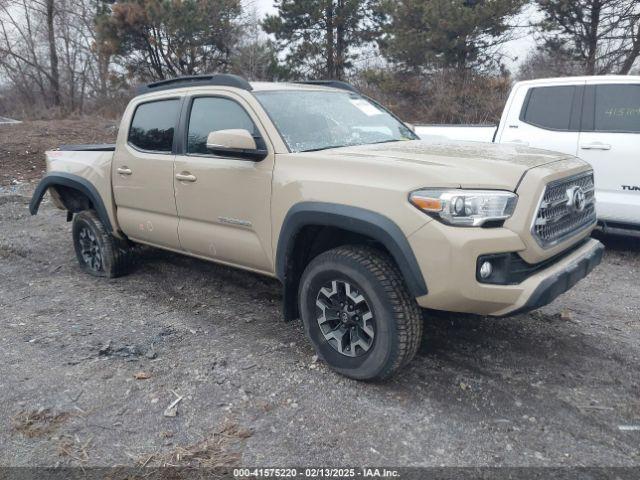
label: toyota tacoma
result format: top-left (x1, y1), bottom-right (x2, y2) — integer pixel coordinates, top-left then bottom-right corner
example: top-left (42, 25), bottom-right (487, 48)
top-left (30, 75), bottom-right (604, 380)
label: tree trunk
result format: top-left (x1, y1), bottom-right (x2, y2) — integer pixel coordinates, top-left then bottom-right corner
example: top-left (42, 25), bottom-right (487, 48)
top-left (619, 29), bottom-right (640, 74)
top-left (45, 0), bottom-right (61, 106)
top-left (585, 0), bottom-right (601, 75)
top-left (325, 1), bottom-right (335, 79)
top-left (335, 0), bottom-right (345, 80)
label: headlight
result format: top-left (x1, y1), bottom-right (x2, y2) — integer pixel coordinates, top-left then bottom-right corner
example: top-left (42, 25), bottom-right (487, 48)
top-left (409, 189), bottom-right (518, 227)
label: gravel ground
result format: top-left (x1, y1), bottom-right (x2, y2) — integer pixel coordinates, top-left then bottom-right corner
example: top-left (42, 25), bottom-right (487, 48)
top-left (0, 183), bottom-right (639, 468)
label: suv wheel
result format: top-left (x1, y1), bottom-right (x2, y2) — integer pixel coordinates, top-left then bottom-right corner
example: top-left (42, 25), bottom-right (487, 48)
top-left (298, 245), bottom-right (423, 380)
top-left (72, 210), bottom-right (132, 278)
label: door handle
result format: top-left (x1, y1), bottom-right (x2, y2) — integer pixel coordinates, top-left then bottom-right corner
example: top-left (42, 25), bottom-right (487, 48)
top-left (175, 172), bottom-right (197, 183)
top-left (117, 166), bottom-right (132, 176)
top-left (581, 143), bottom-right (611, 150)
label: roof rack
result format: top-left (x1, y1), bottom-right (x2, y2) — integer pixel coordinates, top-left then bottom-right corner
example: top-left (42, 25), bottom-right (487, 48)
top-left (136, 74), bottom-right (252, 95)
top-left (295, 80), bottom-right (359, 93)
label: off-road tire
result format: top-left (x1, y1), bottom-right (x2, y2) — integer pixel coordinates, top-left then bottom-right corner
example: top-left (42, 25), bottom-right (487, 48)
top-left (298, 245), bottom-right (423, 380)
top-left (72, 210), bottom-right (132, 278)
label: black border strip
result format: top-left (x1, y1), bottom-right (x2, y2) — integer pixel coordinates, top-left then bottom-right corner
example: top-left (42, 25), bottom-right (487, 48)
top-left (29, 173), bottom-right (114, 233)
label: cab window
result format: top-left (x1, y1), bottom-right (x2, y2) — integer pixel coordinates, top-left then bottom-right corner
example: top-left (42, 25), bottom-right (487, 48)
top-left (593, 84), bottom-right (640, 133)
top-left (187, 97), bottom-right (264, 155)
top-left (520, 86), bottom-right (576, 131)
top-left (128, 99), bottom-right (180, 152)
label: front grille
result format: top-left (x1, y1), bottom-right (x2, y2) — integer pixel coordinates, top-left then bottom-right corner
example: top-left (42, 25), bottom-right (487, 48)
top-left (532, 172), bottom-right (596, 248)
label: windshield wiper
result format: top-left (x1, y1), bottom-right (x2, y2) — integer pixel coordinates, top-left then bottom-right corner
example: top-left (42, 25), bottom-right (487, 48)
top-left (301, 145), bottom-right (351, 153)
top-left (301, 139), bottom-right (403, 153)
top-left (300, 138), bottom-right (402, 153)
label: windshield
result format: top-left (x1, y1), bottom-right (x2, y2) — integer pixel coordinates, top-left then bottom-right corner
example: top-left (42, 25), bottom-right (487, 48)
top-left (254, 90), bottom-right (417, 153)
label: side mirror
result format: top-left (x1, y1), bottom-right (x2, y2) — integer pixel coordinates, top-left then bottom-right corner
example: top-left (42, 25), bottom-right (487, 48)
top-left (206, 129), bottom-right (267, 161)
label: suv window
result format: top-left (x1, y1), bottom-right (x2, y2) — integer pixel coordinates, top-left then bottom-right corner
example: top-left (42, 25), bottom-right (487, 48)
top-left (187, 97), bottom-right (261, 155)
top-left (594, 84), bottom-right (640, 133)
top-left (521, 86), bottom-right (576, 131)
top-left (128, 99), bottom-right (180, 152)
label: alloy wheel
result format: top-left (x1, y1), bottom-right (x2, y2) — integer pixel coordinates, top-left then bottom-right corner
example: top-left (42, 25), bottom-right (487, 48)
top-left (78, 227), bottom-right (103, 273)
top-left (315, 280), bottom-right (375, 357)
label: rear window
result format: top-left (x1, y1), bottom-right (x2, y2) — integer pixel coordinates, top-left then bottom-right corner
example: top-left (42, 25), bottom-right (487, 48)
top-left (521, 86), bottom-right (576, 131)
top-left (594, 84), bottom-right (640, 133)
top-left (128, 99), bottom-right (180, 152)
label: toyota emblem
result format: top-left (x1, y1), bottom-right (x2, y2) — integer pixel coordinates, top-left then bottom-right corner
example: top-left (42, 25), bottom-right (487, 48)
top-left (566, 186), bottom-right (586, 213)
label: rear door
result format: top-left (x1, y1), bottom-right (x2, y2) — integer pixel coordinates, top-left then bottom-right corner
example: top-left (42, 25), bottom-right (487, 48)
top-left (579, 82), bottom-right (640, 225)
top-left (498, 83), bottom-right (584, 156)
top-left (173, 92), bottom-right (275, 273)
top-left (112, 97), bottom-right (182, 249)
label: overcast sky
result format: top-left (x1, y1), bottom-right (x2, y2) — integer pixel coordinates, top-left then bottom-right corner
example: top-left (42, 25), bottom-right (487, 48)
top-left (244, 0), bottom-right (539, 73)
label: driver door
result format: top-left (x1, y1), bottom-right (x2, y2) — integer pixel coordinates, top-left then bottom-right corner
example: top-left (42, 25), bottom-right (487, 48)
top-left (173, 93), bottom-right (275, 273)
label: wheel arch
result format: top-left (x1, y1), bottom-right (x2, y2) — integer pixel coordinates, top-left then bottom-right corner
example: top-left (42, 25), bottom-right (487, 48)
top-left (276, 202), bottom-right (428, 320)
top-left (29, 173), bottom-right (114, 233)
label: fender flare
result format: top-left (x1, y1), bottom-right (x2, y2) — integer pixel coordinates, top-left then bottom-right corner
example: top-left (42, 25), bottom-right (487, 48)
top-left (29, 172), bottom-right (113, 233)
top-left (275, 202), bottom-right (428, 298)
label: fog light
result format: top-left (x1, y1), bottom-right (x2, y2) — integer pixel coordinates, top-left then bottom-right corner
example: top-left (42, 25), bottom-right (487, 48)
top-left (479, 261), bottom-right (493, 279)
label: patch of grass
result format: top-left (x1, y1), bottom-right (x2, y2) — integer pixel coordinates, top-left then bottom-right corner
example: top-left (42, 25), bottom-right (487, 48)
top-left (0, 241), bottom-right (31, 259)
top-left (12, 408), bottom-right (70, 438)
top-left (57, 434), bottom-right (93, 463)
top-left (140, 419), bottom-right (252, 468)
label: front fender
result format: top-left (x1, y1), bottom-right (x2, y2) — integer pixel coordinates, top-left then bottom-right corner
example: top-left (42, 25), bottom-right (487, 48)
top-left (276, 202), bottom-right (428, 298)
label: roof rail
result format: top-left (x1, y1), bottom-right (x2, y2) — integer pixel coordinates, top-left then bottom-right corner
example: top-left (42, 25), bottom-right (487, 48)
top-left (136, 74), bottom-right (252, 95)
top-left (296, 80), bottom-right (359, 93)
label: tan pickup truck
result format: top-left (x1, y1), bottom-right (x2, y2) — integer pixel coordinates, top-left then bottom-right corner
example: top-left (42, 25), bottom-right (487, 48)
top-left (30, 75), bottom-right (604, 380)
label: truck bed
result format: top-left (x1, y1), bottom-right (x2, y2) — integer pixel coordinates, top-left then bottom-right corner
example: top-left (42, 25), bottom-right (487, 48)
top-left (58, 144), bottom-right (116, 151)
top-left (37, 147), bottom-right (118, 230)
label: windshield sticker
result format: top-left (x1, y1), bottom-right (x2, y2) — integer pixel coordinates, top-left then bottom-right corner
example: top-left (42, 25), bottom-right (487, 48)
top-left (350, 99), bottom-right (383, 116)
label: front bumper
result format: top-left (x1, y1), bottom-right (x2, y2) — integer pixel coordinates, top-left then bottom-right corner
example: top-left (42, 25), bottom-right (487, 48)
top-left (409, 220), bottom-right (604, 316)
top-left (500, 240), bottom-right (603, 316)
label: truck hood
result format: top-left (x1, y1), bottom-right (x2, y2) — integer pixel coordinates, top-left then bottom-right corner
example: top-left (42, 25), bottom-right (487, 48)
top-left (324, 139), bottom-right (574, 190)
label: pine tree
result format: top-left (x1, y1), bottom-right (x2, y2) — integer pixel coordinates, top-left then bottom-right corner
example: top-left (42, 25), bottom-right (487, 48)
top-left (263, 0), bottom-right (380, 80)
top-left (96, 0), bottom-right (243, 81)
top-left (377, 0), bottom-right (525, 71)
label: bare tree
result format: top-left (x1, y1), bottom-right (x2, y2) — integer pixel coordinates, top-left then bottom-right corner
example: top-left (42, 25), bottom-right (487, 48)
top-left (45, 0), bottom-right (60, 105)
top-left (231, 7), bottom-right (280, 80)
top-left (0, 0), bottom-right (113, 115)
top-left (536, 0), bottom-right (640, 75)
top-left (517, 47), bottom-right (584, 79)
top-left (0, 0), bottom-right (60, 109)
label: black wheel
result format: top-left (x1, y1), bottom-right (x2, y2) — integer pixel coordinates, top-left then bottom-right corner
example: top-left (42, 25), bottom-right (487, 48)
top-left (299, 245), bottom-right (423, 380)
top-left (72, 210), bottom-right (132, 278)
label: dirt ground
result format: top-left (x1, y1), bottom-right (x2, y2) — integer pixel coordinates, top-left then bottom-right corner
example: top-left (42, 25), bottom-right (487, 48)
top-left (0, 121), bottom-right (639, 468)
top-left (0, 118), bottom-right (118, 186)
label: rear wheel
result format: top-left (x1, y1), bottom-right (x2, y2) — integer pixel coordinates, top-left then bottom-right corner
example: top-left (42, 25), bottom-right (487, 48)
top-left (298, 245), bottom-right (423, 380)
top-left (72, 210), bottom-right (132, 278)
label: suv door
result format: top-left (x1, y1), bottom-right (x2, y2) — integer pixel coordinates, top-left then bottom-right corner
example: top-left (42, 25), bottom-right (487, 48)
top-left (499, 83), bottom-right (583, 156)
top-left (579, 82), bottom-right (640, 226)
top-left (173, 93), bottom-right (274, 273)
top-left (113, 97), bottom-right (182, 249)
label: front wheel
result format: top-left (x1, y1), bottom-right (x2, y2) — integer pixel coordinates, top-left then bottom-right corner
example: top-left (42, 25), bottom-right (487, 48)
top-left (72, 210), bottom-right (132, 278)
top-left (298, 246), bottom-right (423, 380)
